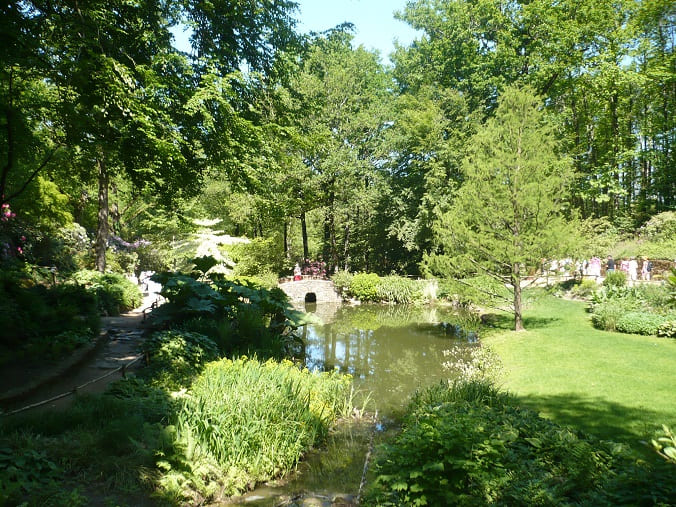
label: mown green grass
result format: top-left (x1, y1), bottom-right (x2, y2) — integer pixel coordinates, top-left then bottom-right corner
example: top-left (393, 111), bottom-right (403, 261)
top-left (484, 293), bottom-right (676, 449)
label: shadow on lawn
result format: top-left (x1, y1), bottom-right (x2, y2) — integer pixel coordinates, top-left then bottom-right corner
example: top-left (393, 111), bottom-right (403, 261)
top-left (515, 392), bottom-right (665, 455)
top-left (484, 313), bottom-right (561, 330)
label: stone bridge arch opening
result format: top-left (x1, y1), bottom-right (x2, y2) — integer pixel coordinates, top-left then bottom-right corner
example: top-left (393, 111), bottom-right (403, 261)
top-left (304, 292), bottom-right (317, 303)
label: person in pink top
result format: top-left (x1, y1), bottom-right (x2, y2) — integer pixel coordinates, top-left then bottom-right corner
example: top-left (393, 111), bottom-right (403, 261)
top-left (589, 256), bottom-right (602, 278)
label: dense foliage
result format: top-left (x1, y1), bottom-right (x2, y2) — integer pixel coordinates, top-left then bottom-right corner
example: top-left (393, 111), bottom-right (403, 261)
top-left (71, 269), bottom-right (143, 315)
top-left (0, 266), bottom-right (101, 363)
top-left (365, 380), bottom-right (676, 506)
top-left (1, 0), bottom-right (675, 504)
top-left (334, 272), bottom-right (426, 304)
top-left (590, 282), bottom-right (676, 336)
top-left (148, 270), bottom-right (310, 358)
top-left (2, 0), bottom-right (673, 280)
top-left (1, 279), bottom-right (353, 504)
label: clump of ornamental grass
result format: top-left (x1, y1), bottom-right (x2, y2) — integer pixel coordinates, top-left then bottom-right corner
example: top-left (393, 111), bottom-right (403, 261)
top-left (159, 357), bottom-right (352, 502)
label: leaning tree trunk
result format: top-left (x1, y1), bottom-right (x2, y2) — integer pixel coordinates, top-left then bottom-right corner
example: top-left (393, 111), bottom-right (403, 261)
top-left (95, 155), bottom-right (109, 273)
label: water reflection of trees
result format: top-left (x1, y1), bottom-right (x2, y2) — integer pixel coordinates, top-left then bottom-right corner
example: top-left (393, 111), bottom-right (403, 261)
top-left (302, 305), bottom-right (474, 413)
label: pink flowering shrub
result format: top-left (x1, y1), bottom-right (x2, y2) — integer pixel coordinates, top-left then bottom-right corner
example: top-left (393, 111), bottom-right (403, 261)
top-left (301, 259), bottom-right (326, 277)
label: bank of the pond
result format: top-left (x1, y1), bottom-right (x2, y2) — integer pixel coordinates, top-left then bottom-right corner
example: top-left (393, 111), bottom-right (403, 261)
top-left (1, 302), bottom-right (477, 506)
top-left (483, 294), bottom-right (676, 447)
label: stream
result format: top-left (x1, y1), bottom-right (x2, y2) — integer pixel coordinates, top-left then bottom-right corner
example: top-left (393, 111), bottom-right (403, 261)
top-left (226, 303), bottom-right (478, 506)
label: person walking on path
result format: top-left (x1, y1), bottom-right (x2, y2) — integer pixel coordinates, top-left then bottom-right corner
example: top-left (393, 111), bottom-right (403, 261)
top-left (589, 256), bottom-right (602, 278)
top-left (642, 258), bottom-right (652, 281)
top-left (606, 256), bottom-right (615, 274)
top-left (628, 257), bottom-right (638, 285)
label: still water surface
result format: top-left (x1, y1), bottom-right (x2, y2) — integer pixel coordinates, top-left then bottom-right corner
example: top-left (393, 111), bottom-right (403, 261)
top-left (300, 302), bottom-right (477, 418)
top-left (229, 303), bottom-right (476, 505)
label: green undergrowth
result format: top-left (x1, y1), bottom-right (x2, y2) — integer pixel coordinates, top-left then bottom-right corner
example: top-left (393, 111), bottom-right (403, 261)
top-left (484, 292), bottom-right (676, 449)
top-left (1, 270), bottom-right (354, 505)
top-left (159, 357), bottom-right (352, 501)
top-left (0, 267), bottom-right (100, 365)
top-left (333, 271), bottom-right (426, 304)
top-left (0, 356), bottom-right (354, 505)
top-left (71, 269), bottom-right (143, 315)
top-left (364, 379), bottom-right (675, 506)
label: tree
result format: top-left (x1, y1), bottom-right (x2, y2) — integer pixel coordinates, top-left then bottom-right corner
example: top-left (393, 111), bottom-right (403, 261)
top-left (378, 85), bottom-right (474, 274)
top-left (395, 0), bottom-right (676, 225)
top-left (427, 86), bottom-right (579, 331)
top-left (290, 29), bottom-right (391, 272)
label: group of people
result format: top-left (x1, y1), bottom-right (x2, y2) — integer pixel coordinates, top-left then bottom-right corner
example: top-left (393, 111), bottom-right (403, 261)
top-left (545, 256), bottom-right (655, 283)
top-left (605, 255), bottom-right (653, 282)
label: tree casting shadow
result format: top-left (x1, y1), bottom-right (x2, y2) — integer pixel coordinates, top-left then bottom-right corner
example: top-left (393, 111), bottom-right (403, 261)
top-left (514, 391), bottom-right (666, 457)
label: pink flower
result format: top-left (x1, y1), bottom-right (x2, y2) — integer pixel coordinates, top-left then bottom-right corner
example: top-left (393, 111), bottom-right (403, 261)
top-left (20, 236), bottom-right (26, 242)
top-left (17, 247), bottom-right (22, 254)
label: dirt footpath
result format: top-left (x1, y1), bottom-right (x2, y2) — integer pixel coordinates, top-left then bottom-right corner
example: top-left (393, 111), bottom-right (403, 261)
top-left (0, 294), bottom-right (159, 414)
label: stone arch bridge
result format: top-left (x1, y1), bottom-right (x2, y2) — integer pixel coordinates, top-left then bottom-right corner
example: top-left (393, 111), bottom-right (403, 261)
top-left (278, 276), bottom-right (342, 303)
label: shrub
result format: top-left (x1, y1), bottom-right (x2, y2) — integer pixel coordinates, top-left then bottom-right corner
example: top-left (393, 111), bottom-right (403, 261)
top-left (376, 275), bottom-right (424, 304)
top-left (163, 357), bottom-right (351, 500)
top-left (657, 320), bottom-right (676, 338)
top-left (348, 272), bottom-right (381, 302)
top-left (71, 270), bottom-right (142, 315)
top-left (105, 249), bottom-right (139, 275)
top-left (442, 345), bottom-right (503, 383)
top-left (148, 273), bottom-right (306, 358)
top-left (301, 259), bottom-right (327, 277)
top-left (590, 301), bottom-right (634, 332)
top-left (365, 380), bottom-right (676, 506)
top-left (331, 270), bottom-right (353, 296)
top-left (24, 330), bottom-right (92, 359)
top-left (639, 211), bottom-right (676, 240)
top-left (142, 330), bottom-right (219, 389)
top-left (603, 270), bottom-right (627, 287)
top-left (636, 283), bottom-right (673, 312)
top-left (615, 312), bottom-right (670, 336)
top-left (0, 275), bottom-right (98, 355)
top-left (570, 279), bottom-right (598, 298)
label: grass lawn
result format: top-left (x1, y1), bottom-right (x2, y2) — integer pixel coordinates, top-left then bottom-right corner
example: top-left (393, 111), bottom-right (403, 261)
top-left (483, 292), bottom-right (676, 453)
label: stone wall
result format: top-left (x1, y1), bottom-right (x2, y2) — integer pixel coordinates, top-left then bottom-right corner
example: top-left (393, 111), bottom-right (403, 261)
top-left (278, 279), bottom-right (343, 303)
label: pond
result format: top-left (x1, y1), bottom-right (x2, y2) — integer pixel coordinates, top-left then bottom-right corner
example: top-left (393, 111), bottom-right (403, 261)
top-left (300, 302), bottom-right (478, 419)
top-left (228, 302), bottom-right (478, 506)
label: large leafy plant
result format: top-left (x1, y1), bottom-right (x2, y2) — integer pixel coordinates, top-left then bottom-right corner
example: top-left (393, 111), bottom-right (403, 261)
top-left (149, 270), bottom-right (311, 358)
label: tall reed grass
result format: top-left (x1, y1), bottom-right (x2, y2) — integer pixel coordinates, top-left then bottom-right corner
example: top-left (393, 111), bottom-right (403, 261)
top-left (166, 357), bottom-right (352, 498)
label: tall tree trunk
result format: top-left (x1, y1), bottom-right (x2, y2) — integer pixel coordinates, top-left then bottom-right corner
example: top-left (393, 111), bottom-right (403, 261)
top-left (283, 220), bottom-right (289, 258)
top-left (323, 188), bottom-right (337, 273)
top-left (343, 222), bottom-right (350, 271)
top-left (300, 211), bottom-right (309, 260)
top-left (110, 181), bottom-right (120, 235)
top-left (513, 263), bottom-right (524, 331)
top-left (95, 154), bottom-right (109, 272)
